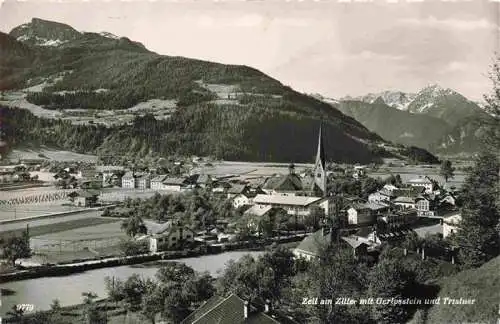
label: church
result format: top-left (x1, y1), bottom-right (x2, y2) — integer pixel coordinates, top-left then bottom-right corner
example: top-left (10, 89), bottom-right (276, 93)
top-left (261, 125), bottom-right (328, 197)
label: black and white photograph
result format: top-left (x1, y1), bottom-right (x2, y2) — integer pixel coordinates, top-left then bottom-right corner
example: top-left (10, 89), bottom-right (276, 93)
top-left (0, 0), bottom-right (499, 323)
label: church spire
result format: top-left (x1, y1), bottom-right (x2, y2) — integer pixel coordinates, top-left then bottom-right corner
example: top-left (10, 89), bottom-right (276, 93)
top-left (314, 124), bottom-right (327, 196)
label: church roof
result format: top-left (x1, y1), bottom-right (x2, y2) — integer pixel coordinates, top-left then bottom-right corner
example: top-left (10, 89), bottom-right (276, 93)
top-left (262, 174), bottom-right (303, 192)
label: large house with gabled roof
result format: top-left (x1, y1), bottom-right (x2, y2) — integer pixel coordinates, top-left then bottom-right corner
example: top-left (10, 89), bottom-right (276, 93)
top-left (181, 293), bottom-right (299, 324)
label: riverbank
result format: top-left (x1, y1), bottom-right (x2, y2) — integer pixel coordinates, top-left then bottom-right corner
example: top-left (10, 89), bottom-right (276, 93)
top-left (0, 250), bottom-right (266, 316)
top-left (0, 235), bottom-right (304, 283)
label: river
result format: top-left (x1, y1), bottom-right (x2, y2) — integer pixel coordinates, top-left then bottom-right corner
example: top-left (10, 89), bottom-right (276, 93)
top-left (0, 251), bottom-right (263, 316)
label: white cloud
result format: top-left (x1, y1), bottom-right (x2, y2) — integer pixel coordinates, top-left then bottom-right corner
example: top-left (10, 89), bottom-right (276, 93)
top-left (400, 16), bottom-right (499, 31)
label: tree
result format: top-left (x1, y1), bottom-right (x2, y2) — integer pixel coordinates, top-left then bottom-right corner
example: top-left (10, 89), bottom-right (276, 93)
top-left (440, 160), bottom-right (455, 183)
top-left (156, 262), bottom-right (196, 284)
top-left (368, 256), bottom-right (416, 324)
top-left (140, 283), bottom-right (164, 324)
top-left (104, 276), bottom-right (125, 305)
top-left (121, 215), bottom-right (147, 238)
top-left (81, 291), bottom-right (106, 324)
top-left (6, 304), bottom-right (25, 323)
top-left (2, 230), bottom-right (31, 266)
top-left (68, 191), bottom-right (79, 204)
top-left (452, 152), bottom-right (500, 268)
top-left (50, 299), bottom-right (62, 312)
top-left (304, 206), bottom-right (325, 232)
top-left (122, 274), bottom-right (148, 311)
top-left (482, 55), bottom-right (500, 150)
top-left (297, 246), bottom-right (371, 323)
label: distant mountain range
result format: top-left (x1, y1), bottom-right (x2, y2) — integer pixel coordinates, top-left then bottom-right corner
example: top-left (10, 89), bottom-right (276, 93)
top-left (2, 17), bottom-right (435, 164)
top-left (319, 85), bottom-right (493, 155)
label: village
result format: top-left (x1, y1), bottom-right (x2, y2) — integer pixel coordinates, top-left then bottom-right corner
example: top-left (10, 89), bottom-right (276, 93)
top-left (0, 127), bottom-right (463, 268)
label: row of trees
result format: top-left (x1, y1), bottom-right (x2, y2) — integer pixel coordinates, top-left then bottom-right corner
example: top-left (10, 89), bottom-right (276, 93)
top-left (114, 190), bottom-right (236, 231)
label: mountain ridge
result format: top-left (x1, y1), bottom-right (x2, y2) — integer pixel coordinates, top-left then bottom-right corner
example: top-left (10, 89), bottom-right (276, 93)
top-left (1, 18), bottom-right (418, 164)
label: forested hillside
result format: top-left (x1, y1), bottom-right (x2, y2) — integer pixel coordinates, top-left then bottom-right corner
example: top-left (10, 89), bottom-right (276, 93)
top-left (1, 105), bottom-right (387, 163)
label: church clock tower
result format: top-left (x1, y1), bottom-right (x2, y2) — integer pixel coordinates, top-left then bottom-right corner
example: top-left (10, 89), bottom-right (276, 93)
top-left (313, 124), bottom-right (327, 196)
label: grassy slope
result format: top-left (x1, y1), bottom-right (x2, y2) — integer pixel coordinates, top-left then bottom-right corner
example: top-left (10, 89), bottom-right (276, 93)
top-left (423, 256), bottom-right (500, 324)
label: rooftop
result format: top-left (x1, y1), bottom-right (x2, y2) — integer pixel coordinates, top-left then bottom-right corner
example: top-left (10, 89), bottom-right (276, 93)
top-left (253, 194), bottom-right (323, 207)
top-left (294, 228), bottom-right (332, 257)
top-left (181, 293), bottom-right (298, 324)
top-left (244, 205), bottom-right (273, 217)
top-left (408, 177), bottom-right (433, 184)
top-left (393, 196), bottom-right (416, 204)
top-left (350, 202), bottom-right (388, 211)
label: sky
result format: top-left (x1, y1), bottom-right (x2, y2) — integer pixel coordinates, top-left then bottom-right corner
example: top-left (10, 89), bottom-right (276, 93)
top-left (0, 0), bottom-right (498, 101)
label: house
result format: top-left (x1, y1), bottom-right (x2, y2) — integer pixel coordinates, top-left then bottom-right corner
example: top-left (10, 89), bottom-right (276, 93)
top-left (415, 196), bottom-right (435, 216)
top-left (144, 220), bottom-right (195, 252)
top-left (102, 170), bottom-right (123, 187)
top-left (407, 176), bottom-right (434, 193)
top-left (393, 196), bottom-right (416, 209)
top-left (161, 177), bottom-right (192, 191)
top-left (227, 184), bottom-right (250, 199)
top-left (393, 186), bottom-right (425, 198)
top-left (439, 194), bottom-right (456, 207)
top-left (181, 293), bottom-right (299, 324)
top-left (443, 214), bottom-right (461, 238)
top-left (243, 205), bottom-right (276, 232)
top-left (233, 193), bottom-right (253, 209)
top-left (368, 191), bottom-right (391, 204)
top-left (136, 174), bottom-right (151, 190)
top-left (293, 227), bottom-right (334, 261)
top-left (212, 181), bottom-right (232, 194)
top-left (151, 175), bottom-right (168, 190)
top-left (261, 172), bottom-right (304, 196)
top-left (194, 174), bottom-right (213, 189)
top-left (252, 194), bottom-right (332, 218)
top-left (262, 138), bottom-right (326, 198)
top-left (341, 236), bottom-right (369, 256)
top-left (121, 172), bottom-right (135, 188)
top-left (73, 190), bottom-right (99, 207)
top-left (347, 202), bottom-right (389, 225)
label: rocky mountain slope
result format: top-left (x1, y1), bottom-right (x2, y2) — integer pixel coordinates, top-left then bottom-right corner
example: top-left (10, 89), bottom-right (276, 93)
top-left (1, 18), bottom-right (414, 164)
top-left (333, 85), bottom-right (492, 155)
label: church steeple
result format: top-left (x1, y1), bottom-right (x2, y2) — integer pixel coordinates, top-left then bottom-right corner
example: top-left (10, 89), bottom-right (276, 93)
top-left (314, 124), bottom-right (327, 196)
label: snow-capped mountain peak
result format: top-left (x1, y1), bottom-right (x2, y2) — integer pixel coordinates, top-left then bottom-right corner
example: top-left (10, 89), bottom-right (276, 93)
top-left (340, 90), bottom-right (416, 111)
top-left (9, 18), bottom-right (81, 47)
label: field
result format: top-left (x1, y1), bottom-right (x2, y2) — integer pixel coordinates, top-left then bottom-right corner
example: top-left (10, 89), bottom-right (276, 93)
top-left (0, 210), bottom-right (105, 236)
top-left (367, 165), bottom-right (467, 189)
top-left (29, 219), bottom-right (126, 263)
top-left (8, 148), bottom-right (98, 162)
top-left (0, 203), bottom-right (89, 221)
top-left (192, 161), bottom-right (313, 178)
top-left (1, 91), bottom-right (178, 126)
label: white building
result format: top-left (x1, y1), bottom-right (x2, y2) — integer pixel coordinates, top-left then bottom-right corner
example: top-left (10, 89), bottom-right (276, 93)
top-left (151, 175), bottom-right (168, 190)
top-left (347, 202), bottom-right (388, 225)
top-left (161, 177), bottom-right (192, 191)
top-left (121, 172), bottom-right (135, 189)
top-left (252, 194), bottom-right (332, 217)
top-left (232, 193), bottom-right (253, 209)
top-left (393, 196), bottom-right (416, 209)
top-left (144, 220), bottom-right (195, 253)
top-left (407, 177), bottom-right (434, 193)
